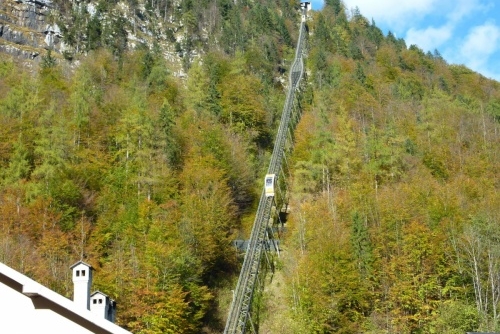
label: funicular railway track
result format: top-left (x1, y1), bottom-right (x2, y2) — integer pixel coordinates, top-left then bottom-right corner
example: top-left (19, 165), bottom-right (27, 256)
top-left (223, 7), bottom-right (307, 334)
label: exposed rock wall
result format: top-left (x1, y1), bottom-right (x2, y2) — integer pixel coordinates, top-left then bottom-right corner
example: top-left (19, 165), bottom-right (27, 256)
top-left (0, 0), bottom-right (203, 75)
top-left (0, 0), bottom-right (61, 61)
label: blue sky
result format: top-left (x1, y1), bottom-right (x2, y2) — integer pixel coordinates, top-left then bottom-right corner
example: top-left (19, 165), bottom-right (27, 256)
top-left (310, 0), bottom-right (500, 81)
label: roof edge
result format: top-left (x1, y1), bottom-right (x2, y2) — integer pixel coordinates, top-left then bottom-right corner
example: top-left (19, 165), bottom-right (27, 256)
top-left (0, 262), bottom-right (130, 334)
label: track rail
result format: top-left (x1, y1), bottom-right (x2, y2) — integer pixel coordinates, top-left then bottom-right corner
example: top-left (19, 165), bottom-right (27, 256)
top-left (224, 9), bottom-right (307, 334)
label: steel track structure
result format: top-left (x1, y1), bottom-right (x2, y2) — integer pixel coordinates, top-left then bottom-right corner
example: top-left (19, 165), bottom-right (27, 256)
top-left (224, 11), bottom-right (307, 334)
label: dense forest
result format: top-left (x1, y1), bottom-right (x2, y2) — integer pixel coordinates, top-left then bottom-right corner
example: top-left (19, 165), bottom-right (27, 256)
top-left (277, 3), bottom-right (500, 334)
top-left (0, 0), bottom-right (300, 332)
top-left (1, 0), bottom-right (500, 333)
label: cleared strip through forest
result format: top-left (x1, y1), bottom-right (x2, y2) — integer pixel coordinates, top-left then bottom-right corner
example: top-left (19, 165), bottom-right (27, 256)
top-left (223, 8), bottom-right (307, 334)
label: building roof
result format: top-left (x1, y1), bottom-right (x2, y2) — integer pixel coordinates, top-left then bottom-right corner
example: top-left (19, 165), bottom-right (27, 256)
top-left (70, 260), bottom-right (94, 270)
top-left (91, 290), bottom-right (110, 298)
top-left (0, 262), bottom-right (131, 334)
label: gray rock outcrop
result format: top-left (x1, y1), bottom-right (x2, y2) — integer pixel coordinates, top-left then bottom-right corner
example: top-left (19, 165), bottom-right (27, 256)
top-left (0, 0), bottom-right (57, 61)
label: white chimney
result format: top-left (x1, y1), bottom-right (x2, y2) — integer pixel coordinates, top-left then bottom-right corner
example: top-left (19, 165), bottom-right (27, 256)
top-left (70, 261), bottom-right (93, 310)
top-left (91, 291), bottom-right (116, 323)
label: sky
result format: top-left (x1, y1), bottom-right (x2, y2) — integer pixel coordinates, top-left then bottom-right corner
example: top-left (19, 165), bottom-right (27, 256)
top-left (310, 0), bottom-right (500, 81)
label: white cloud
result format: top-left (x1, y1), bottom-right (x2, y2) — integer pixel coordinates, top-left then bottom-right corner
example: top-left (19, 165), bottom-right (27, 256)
top-left (405, 25), bottom-right (453, 52)
top-left (342, 0), bottom-right (488, 32)
top-left (441, 22), bottom-right (500, 80)
top-left (459, 23), bottom-right (500, 69)
top-left (447, 0), bottom-right (491, 22)
top-left (342, 0), bottom-right (439, 30)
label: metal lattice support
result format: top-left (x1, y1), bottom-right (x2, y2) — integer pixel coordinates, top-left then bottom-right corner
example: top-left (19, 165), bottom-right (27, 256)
top-left (224, 12), bottom-right (307, 334)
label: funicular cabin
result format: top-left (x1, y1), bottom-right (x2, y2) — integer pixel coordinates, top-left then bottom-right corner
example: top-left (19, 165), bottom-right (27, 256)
top-left (265, 174), bottom-right (276, 197)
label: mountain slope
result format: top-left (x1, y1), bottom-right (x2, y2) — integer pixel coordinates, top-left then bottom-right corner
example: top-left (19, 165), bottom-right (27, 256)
top-left (279, 2), bottom-right (500, 333)
top-left (1, 1), bottom-right (500, 333)
top-left (0, 1), bottom-right (303, 333)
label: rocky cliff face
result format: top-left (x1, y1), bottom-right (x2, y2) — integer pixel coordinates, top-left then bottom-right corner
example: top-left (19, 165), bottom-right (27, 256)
top-left (0, 0), bottom-right (64, 61)
top-left (0, 0), bottom-right (293, 77)
top-left (0, 0), bottom-right (191, 74)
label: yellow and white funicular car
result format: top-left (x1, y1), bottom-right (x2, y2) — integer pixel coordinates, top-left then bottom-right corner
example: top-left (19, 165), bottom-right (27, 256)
top-left (265, 174), bottom-right (276, 197)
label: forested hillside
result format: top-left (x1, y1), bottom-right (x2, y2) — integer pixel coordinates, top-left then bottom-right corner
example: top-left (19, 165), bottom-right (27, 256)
top-left (0, 0), bottom-right (300, 332)
top-left (1, 0), bottom-right (500, 333)
top-left (275, 3), bottom-right (500, 334)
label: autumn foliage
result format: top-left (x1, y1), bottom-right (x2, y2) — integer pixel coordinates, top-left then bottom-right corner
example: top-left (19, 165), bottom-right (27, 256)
top-left (281, 1), bottom-right (500, 333)
top-left (2, 0), bottom-right (500, 333)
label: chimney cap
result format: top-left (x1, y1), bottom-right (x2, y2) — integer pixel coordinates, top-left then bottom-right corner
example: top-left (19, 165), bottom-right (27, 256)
top-left (91, 291), bottom-right (109, 298)
top-left (70, 260), bottom-right (94, 270)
